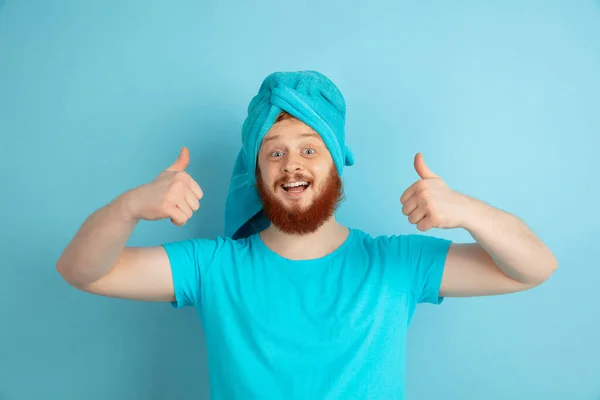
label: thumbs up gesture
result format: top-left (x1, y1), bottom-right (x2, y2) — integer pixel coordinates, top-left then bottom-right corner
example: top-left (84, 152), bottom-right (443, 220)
top-left (400, 153), bottom-right (469, 231)
top-left (125, 147), bottom-right (204, 226)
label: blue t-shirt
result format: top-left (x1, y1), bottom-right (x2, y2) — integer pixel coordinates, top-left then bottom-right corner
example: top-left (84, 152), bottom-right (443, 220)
top-left (162, 227), bottom-right (451, 399)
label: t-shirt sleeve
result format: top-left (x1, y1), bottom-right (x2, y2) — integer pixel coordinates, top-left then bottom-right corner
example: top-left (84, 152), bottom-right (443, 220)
top-left (161, 237), bottom-right (221, 309)
top-left (401, 233), bottom-right (452, 306)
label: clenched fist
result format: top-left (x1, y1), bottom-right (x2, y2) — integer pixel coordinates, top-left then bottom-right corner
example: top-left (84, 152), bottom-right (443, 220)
top-left (125, 147), bottom-right (203, 226)
top-left (400, 153), bottom-right (471, 232)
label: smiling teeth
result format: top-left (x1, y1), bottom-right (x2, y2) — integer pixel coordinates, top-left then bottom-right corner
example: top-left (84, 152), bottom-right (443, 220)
top-left (283, 181), bottom-right (308, 188)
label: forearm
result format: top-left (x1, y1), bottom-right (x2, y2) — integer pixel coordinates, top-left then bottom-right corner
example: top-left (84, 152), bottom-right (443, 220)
top-left (460, 196), bottom-right (558, 285)
top-left (56, 190), bottom-right (139, 286)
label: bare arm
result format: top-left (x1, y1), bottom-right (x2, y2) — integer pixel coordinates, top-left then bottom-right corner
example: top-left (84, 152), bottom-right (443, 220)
top-left (56, 147), bottom-right (203, 302)
top-left (56, 192), bottom-right (175, 301)
top-left (401, 152), bottom-right (557, 298)
top-left (440, 199), bottom-right (557, 297)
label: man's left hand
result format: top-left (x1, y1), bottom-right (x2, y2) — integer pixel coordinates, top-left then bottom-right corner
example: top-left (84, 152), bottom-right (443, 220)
top-left (400, 153), bottom-right (472, 232)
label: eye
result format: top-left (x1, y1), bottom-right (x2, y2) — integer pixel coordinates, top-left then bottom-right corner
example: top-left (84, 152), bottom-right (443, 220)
top-left (271, 151), bottom-right (284, 158)
top-left (304, 148), bottom-right (315, 155)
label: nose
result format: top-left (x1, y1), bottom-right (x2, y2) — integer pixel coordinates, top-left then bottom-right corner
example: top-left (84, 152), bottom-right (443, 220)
top-left (282, 152), bottom-right (303, 174)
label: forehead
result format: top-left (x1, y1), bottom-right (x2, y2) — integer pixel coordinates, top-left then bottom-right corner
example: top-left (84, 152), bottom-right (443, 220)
top-left (262, 118), bottom-right (324, 143)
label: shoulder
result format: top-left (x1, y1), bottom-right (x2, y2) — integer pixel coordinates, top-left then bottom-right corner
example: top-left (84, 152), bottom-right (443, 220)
top-left (161, 234), bottom-right (254, 261)
top-left (346, 227), bottom-right (409, 248)
top-left (347, 228), bottom-right (451, 258)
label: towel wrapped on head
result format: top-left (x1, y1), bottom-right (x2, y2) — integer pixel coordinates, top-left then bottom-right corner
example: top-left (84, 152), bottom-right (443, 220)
top-left (224, 70), bottom-right (355, 239)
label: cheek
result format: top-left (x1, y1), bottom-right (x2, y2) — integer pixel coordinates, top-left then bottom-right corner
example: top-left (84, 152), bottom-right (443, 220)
top-left (315, 158), bottom-right (334, 173)
top-left (261, 167), bottom-right (279, 188)
top-left (311, 163), bottom-right (333, 186)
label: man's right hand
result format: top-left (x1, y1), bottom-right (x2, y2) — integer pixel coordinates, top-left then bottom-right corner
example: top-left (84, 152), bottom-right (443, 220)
top-left (125, 147), bottom-right (204, 226)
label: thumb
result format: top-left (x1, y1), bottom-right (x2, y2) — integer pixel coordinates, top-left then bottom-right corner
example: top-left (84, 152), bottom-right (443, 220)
top-left (165, 147), bottom-right (190, 172)
top-left (414, 152), bottom-right (438, 179)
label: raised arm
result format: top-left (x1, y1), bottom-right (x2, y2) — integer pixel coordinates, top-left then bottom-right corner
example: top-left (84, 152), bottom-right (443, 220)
top-left (400, 153), bottom-right (557, 297)
top-left (56, 147), bottom-right (203, 301)
top-left (439, 203), bottom-right (557, 297)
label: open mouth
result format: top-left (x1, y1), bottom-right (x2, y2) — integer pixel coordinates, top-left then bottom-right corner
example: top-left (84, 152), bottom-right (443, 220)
top-left (281, 181), bottom-right (311, 194)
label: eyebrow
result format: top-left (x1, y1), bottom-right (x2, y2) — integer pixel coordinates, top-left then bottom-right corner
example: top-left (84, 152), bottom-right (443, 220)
top-left (263, 132), bottom-right (322, 143)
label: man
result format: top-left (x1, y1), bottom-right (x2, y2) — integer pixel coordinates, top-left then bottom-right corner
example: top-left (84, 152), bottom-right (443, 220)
top-left (56, 71), bottom-right (557, 399)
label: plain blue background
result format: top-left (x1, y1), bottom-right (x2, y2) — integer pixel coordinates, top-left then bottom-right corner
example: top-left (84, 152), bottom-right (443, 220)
top-left (1, 1), bottom-right (599, 399)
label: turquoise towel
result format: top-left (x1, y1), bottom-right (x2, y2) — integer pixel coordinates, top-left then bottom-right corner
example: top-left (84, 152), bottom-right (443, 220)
top-left (224, 70), bottom-right (355, 239)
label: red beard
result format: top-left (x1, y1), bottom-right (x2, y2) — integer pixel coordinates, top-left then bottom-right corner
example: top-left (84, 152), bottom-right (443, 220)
top-left (256, 164), bottom-right (344, 235)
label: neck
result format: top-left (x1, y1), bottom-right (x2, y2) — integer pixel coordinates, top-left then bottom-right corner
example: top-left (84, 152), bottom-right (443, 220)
top-left (260, 217), bottom-right (350, 260)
